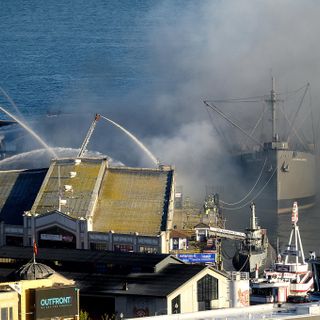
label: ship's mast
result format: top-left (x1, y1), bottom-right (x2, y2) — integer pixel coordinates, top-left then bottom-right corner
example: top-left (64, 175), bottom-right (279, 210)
top-left (250, 202), bottom-right (257, 230)
top-left (271, 77), bottom-right (277, 142)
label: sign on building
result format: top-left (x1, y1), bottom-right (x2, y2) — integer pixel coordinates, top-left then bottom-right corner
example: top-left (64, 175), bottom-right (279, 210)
top-left (177, 253), bottom-right (216, 264)
top-left (35, 286), bottom-right (79, 319)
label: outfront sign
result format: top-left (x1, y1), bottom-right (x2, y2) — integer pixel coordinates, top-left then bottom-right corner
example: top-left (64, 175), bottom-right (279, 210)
top-left (35, 286), bottom-right (79, 319)
top-left (177, 253), bottom-right (216, 264)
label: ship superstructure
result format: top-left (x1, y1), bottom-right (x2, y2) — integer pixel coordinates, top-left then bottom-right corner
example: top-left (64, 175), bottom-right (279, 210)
top-left (202, 202), bottom-right (274, 276)
top-left (204, 78), bottom-right (316, 214)
top-left (240, 83), bottom-right (316, 213)
top-left (232, 203), bottom-right (274, 275)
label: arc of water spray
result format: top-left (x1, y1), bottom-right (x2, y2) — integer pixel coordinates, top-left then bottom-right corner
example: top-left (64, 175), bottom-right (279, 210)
top-left (99, 114), bottom-right (159, 166)
top-left (0, 105), bottom-right (57, 158)
top-left (0, 86), bottom-right (23, 118)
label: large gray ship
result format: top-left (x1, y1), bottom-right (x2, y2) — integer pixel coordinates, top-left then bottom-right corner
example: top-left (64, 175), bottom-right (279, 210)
top-left (241, 140), bottom-right (316, 214)
top-left (205, 78), bottom-right (316, 214)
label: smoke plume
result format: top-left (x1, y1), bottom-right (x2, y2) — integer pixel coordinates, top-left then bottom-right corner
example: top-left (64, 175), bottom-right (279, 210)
top-left (2, 0), bottom-right (320, 211)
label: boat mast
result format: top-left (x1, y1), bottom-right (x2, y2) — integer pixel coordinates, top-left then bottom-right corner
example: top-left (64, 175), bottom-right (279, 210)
top-left (284, 202), bottom-right (306, 266)
top-left (271, 77), bottom-right (277, 142)
top-left (250, 202), bottom-right (257, 230)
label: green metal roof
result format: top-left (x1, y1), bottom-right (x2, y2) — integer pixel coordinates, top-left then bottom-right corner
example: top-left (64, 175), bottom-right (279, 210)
top-left (31, 158), bottom-right (106, 218)
top-left (30, 158), bottom-right (174, 236)
top-left (93, 167), bottom-right (173, 235)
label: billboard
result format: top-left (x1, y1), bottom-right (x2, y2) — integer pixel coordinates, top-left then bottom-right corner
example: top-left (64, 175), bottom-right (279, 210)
top-left (35, 286), bottom-right (79, 319)
top-left (177, 253), bottom-right (216, 264)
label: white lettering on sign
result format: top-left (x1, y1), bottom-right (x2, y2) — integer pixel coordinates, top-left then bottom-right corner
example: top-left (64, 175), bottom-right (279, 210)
top-left (40, 296), bottom-right (72, 308)
top-left (40, 234), bottom-right (62, 241)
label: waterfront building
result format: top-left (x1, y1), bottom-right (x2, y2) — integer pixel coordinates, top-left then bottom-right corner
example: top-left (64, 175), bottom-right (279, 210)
top-left (0, 157), bottom-right (174, 254)
top-left (169, 229), bottom-right (190, 251)
top-left (60, 263), bottom-right (240, 318)
top-left (0, 156), bottom-right (250, 318)
top-left (0, 246), bottom-right (249, 318)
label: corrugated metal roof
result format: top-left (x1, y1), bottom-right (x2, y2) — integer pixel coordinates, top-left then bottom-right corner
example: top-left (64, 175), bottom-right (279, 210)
top-left (93, 167), bottom-right (173, 235)
top-left (0, 168), bottom-right (47, 224)
top-left (24, 158), bottom-right (174, 236)
top-left (31, 158), bottom-right (106, 218)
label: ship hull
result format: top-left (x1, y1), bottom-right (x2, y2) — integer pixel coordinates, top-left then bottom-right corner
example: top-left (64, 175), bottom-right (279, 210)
top-left (232, 250), bottom-right (267, 275)
top-left (232, 243), bottom-right (275, 275)
top-left (240, 148), bottom-right (316, 214)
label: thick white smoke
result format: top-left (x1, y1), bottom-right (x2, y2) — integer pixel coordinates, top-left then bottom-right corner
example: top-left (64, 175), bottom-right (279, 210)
top-left (3, 1), bottom-right (320, 208)
top-left (138, 0), bottom-right (320, 204)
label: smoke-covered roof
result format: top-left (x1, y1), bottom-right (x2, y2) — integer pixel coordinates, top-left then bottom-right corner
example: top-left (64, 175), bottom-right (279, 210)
top-left (93, 167), bottom-right (173, 235)
top-left (30, 158), bottom-right (174, 236)
top-left (31, 157), bottom-right (106, 218)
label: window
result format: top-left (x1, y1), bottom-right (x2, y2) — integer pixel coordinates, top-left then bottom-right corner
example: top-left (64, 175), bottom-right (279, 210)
top-left (197, 274), bottom-right (218, 304)
top-left (204, 300), bottom-right (211, 310)
top-left (139, 246), bottom-right (158, 253)
top-left (114, 244), bottom-right (133, 252)
top-left (90, 242), bottom-right (107, 250)
top-left (6, 236), bottom-right (23, 247)
top-left (171, 295), bottom-right (180, 314)
top-left (1, 308), bottom-right (8, 320)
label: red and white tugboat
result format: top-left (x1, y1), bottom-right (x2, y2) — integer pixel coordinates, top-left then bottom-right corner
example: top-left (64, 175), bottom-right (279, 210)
top-left (250, 202), bottom-right (313, 304)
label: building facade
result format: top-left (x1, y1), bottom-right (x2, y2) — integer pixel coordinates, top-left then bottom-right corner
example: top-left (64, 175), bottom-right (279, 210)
top-left (0, 211), bottom-right (167, 253)
top-left (0, 262), bottom-right (78, 320)
top-left (0, 290), bottom-right (19, 320)
top-left (111, 266), bottom-right (237, 318)
top-left (0, 158), bottom-right (175, 254)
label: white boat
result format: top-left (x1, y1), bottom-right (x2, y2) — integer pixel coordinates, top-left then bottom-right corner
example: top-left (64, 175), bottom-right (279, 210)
top-left (250, 202), bottom-right (313, 304)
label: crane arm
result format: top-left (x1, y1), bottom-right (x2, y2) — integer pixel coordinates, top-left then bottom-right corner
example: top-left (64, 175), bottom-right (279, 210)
top-left (209, 226), bottom-right (246, 241)
top-left (77, 114), bottom-right (100, 158)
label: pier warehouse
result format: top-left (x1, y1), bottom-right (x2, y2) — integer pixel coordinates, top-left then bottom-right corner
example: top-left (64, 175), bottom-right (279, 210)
top-left (0, 157), bottom-right (253, 317)
top-left (0, 157), bottom-right (174, 253)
